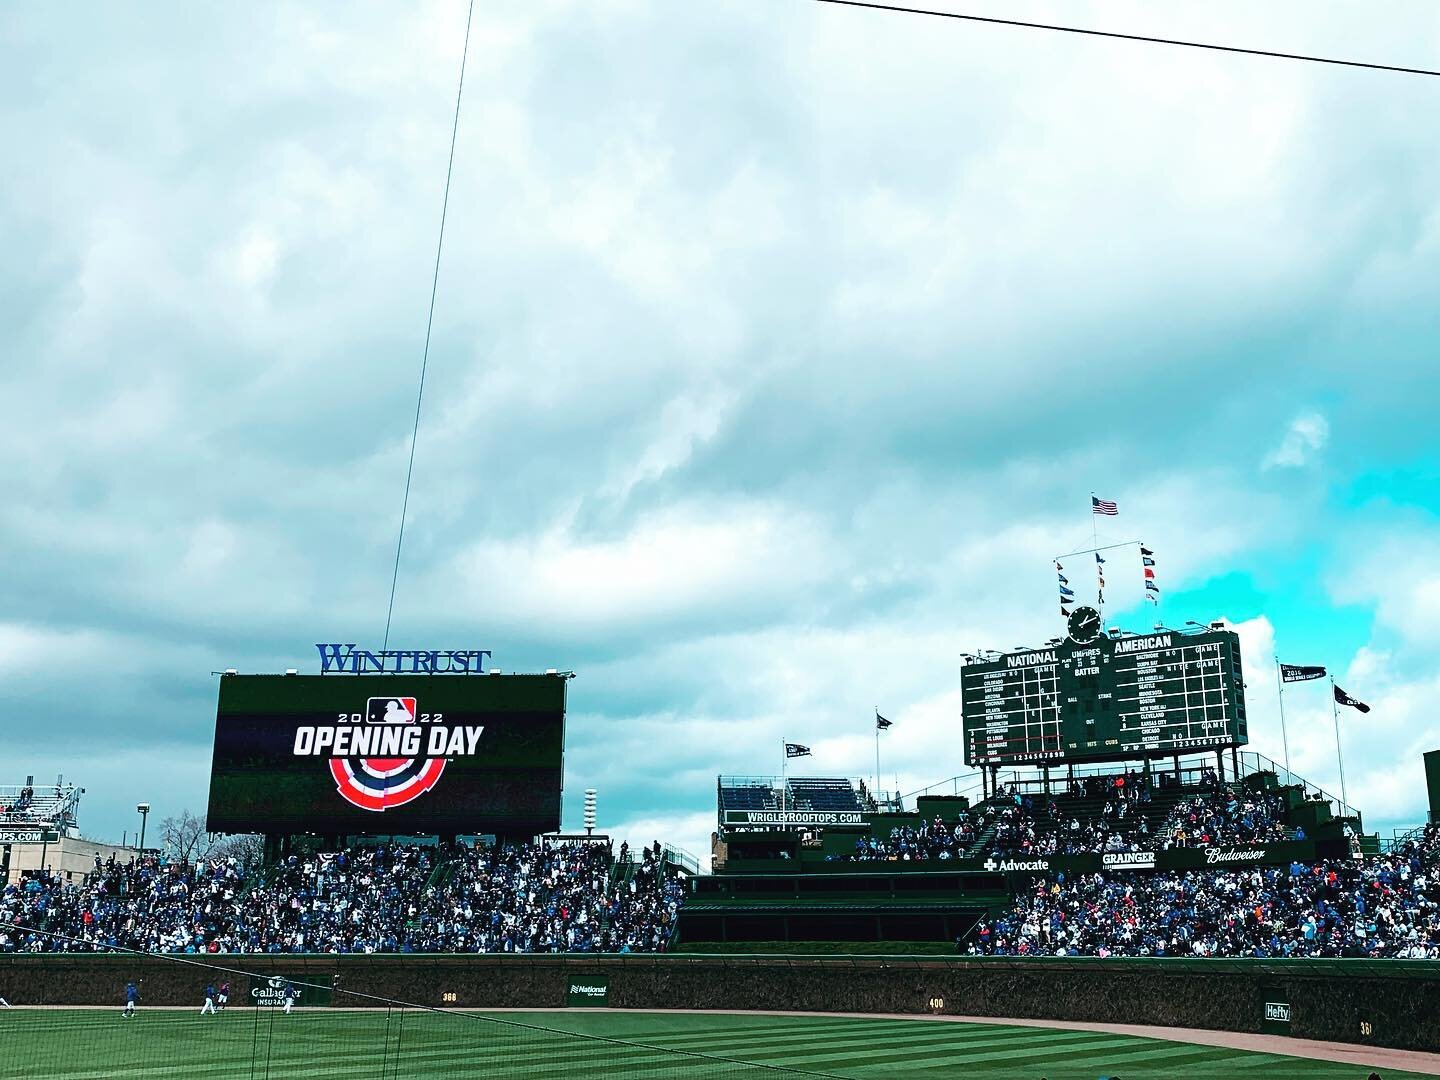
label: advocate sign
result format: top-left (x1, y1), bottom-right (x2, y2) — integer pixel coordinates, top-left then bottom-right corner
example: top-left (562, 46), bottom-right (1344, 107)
top-left (909, 840), bottom-right (1322, 877)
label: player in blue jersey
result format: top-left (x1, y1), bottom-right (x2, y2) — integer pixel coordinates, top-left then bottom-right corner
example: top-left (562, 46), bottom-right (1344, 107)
top-left (123, 981), bottom-right (139, 1019)
top-left (200, 982), bottom-right (217, 1015)
top-left (282, 980), bottom-right (297, 1015)
top-left (217, 981), bottom-right (230, 1011)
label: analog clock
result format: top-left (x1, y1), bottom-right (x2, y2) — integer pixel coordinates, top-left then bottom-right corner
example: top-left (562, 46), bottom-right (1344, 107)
top-left (1067, 605), bottom-right (1102, 645)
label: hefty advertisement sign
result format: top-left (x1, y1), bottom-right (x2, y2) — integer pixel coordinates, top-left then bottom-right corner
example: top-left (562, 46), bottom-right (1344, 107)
top-left (206, 674), bottom-right (565, 835)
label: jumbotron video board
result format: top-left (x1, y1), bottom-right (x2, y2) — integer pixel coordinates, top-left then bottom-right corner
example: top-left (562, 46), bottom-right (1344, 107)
top-left (962, 608), bottom-right (1247, 766)
top-left (206, 673), bottom-right (566, 835)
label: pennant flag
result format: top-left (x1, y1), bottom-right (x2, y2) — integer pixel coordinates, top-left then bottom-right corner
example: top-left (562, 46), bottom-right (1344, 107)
top-left (1059, 585), bottom-right (1075, 598)
top-left (1333, 686), bottom-right (1371, 713)
top-left (784, 743), bottom-right (812, 758)
top-left (1060, 605), bottom-right (1069, 617)
top-left (1057, 573), bottom-right (1069, 585)
top-left (1055, 561), bottom-right (1064, 571)
top-left (1097, 588), bottom-right (1105, 605)
top-left (1092, 496), bottom-right (1118, 516)
top-left (1139, 543), bottom-right (1159, 602)
top-left (875, 712), bottom-right (892, 731)
top-left (1095, 553), bottom-right (1106, 564)
top-left (1281, 663), bottom-right (1326, 684)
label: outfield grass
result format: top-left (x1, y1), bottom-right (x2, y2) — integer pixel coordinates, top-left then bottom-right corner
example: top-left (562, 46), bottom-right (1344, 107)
top-left (0, 1008), bottom-right (1427, 1079)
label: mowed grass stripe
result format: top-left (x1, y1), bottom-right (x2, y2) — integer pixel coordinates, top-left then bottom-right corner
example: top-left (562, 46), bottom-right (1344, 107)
top-left (10, 1017), bottom-right (857, 1080)
top-left (140, 1017), bottom-right (832, 1079)
top-left (471, 1026), bottom-right (973, 1073)
top-left (28, 1033), bottom-right (674, 1080)
top-left (595, 1026), bottom-right (1051, 1072)
top-left (553, 1017), bottom-right (878, 1046)
top-left (719, 1027), bottom-right (1123, 1071)
top-left (639, 1018), bottom-right (1055, 1055)
top-left (900, 1046), bottom-right (1265, 1080)
top-left (770, 1032), bottom-right (1167, 1074)
top-left (10, 1011), bottom-right (1419, 1080)
top-left (4, 1013), bottom-right (1104, 1080)
top-left (896, 1041), bottom-right (1333, 1080)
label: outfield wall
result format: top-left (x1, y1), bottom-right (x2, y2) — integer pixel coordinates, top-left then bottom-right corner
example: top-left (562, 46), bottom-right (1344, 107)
top-left (1, 953), bottom-right (1437, 1053)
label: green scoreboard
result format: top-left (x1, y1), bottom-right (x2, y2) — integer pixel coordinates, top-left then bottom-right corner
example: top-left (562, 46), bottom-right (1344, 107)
top-left (962, 610), bottom-right (1247, 766)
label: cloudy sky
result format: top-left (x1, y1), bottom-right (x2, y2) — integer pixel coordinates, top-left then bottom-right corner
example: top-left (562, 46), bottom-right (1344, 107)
top-left (4, 1), bottom-right (1439, 860)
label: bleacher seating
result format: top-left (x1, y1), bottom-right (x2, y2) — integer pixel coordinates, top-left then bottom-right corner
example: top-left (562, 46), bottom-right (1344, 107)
top-left (718, 782), bottom-right (781, 813)
top-left (0, 783), bottom-right (78, 829)
top-left (785, 778), bottom-right (863, 813)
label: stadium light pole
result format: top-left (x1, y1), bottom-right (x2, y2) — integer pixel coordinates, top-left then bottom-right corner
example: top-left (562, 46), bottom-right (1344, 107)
top-left (136, 803), bottom-right (150, 854)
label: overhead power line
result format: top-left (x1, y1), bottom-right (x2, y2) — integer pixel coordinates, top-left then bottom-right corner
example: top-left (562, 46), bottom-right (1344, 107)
top-left (811, 0), bottom-right (1440, 78)
top-left (383, 0), bottom-right (476, 652)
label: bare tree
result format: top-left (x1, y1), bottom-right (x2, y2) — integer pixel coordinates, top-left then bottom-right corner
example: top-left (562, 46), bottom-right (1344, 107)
top-left (157, 810), bottom-right (219, 865)
top-left (210, 832), bottom-right (265, 872)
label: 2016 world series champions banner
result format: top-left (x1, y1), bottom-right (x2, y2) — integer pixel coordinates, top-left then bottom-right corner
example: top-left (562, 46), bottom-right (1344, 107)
top-left (205, 673), bottom-right (566, 835)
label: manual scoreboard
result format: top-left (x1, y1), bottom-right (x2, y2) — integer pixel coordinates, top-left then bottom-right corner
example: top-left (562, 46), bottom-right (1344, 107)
top-left (961, 611), bottom-right (1247, 766)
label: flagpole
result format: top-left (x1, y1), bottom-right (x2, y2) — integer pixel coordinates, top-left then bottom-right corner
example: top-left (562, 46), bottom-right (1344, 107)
top-left (1329, 677), bottom-right (1348, 812)
top-left (1274, 655), bottom-right (1291, 773)
top-left (874, 711), bottom-right (881, 809)
top-left (1090, 492), bottom-right (1111, 615)
top-left (781, 739), bottom-right (787, 816)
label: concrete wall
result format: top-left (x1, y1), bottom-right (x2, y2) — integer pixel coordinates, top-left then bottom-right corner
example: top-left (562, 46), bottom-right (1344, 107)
top-left (2, 836), bottom-right (141, 886)
top-left (0, 953), bottom-right (1435, 1053)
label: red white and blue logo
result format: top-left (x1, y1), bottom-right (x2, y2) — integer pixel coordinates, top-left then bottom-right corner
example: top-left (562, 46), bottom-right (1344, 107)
top-left (291, 697), bottom-right (485, 813)
top-left (330, 697), bottom-right (447, 812)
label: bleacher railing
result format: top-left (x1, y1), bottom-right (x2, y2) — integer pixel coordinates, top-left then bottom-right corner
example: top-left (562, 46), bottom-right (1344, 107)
top-left (907, 752), bottom-right (1358, 821)
top-left (0, 783), bottom-right (81, 828)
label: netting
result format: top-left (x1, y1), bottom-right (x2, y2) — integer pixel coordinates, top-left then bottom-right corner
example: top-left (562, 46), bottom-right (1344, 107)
top-left (0, 932), bottom-right (852, 1079)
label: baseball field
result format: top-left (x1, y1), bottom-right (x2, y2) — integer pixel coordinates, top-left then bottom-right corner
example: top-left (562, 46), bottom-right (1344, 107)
top-left (1, 1008), bottom-right (1433, 1079)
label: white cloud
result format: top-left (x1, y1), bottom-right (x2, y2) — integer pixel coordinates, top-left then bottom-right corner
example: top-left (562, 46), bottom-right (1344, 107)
top-left (1262, 411), bottom-right (1329, 469)
top-left (3, 0), bottom-right (1440, 842)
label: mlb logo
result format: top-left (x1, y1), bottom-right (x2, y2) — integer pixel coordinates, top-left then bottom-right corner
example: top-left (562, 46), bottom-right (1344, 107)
top-left (366, 697), bottom-right (417, 725)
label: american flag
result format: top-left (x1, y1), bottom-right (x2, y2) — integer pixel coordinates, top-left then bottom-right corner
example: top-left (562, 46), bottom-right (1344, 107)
top-left (1092, 496), bottom-right (1118, 516)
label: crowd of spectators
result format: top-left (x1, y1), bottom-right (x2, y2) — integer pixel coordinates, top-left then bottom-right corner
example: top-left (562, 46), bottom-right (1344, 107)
top-left (0, 839), bottom-right (685, 956)
top-left (989, 786), bottom-right (1155, 857)
top-left (1158, 783), bottom-right (1291, 849)
top-left (842, 774), bottom-right (1166, 862)
top-left (837, 814), bottom-right (986, 861)
top-left (827, 771), bottom-right (1312, 863)
top-left (2, 786), bottom-right (37, 818)
top-left (969, 824), bottom-right (1440, 958)
top-left (0, 853), bottom-right (248, 954)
